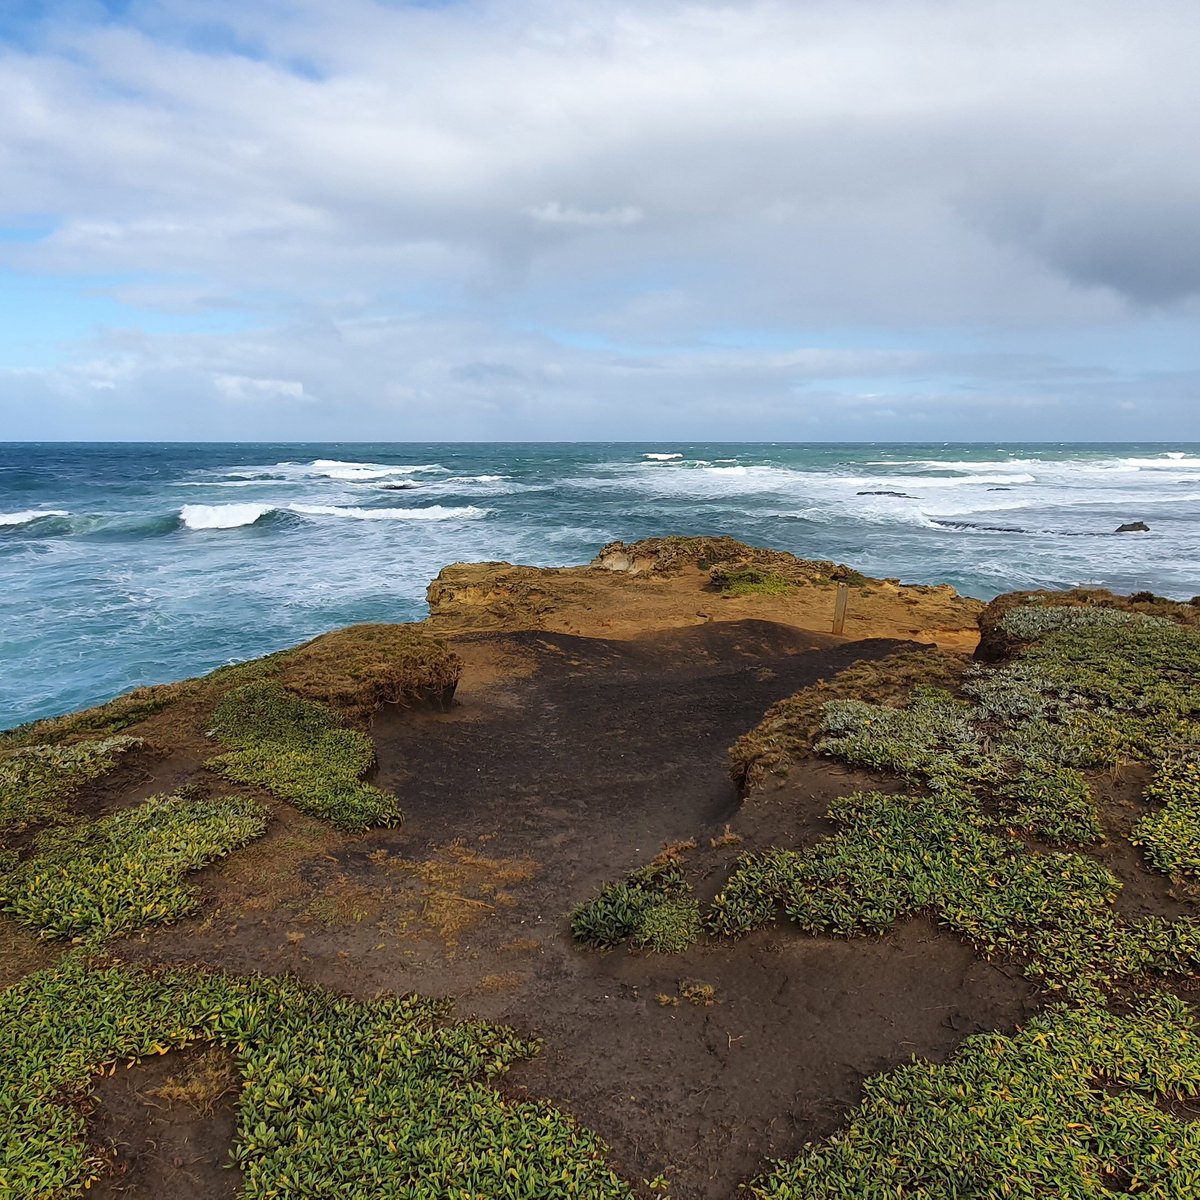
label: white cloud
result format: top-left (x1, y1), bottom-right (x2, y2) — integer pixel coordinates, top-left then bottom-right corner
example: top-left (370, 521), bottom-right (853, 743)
top-left (213, 374), bottom-right (309, 403)
top-left (0, 0), bottom-right (1198, 436)
top-left (525, 202), bottom-right (643, 227)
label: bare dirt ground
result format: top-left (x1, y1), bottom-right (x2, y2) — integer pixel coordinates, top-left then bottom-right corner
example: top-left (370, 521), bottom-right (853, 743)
top-left (103, 619), bottom-right (1037, 1199)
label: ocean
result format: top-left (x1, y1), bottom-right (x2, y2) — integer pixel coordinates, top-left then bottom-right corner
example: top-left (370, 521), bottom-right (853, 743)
top-left (2, 441), bottom-right (1197, 729)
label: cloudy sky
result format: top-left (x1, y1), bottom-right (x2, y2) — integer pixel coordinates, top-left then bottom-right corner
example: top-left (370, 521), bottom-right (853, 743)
top-left (1, 0), bottom-right (1198, 441)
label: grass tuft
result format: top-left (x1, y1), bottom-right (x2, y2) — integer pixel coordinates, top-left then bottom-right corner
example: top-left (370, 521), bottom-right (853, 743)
top-left (570, 863), bottom-right (700, 953)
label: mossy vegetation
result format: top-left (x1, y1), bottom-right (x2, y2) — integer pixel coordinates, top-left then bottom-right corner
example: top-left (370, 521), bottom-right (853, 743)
top-left (0, 736), bottom-right (142, 834)
top-left (0, 791), bottom-right (268, 941)
top-left (0, 956), bottom-right (636, 1200)
top-left (748, 991), bottom-right (1200, 1198)
top-left (272, 622), bottom-right (462, 722)
top-left (1131, 753), bottom-right (1200, 878)
top-left (206, 681), bottom-right (401, 832)
top-left (570, 862), bottom-right (700, 953)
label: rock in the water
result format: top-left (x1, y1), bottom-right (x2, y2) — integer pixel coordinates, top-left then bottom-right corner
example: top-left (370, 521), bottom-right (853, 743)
top-left (856, 490), bottom-right (914, 498)
top-left (987, 487), bottom-right (1012, 492)
top-left (1115, 521), bottom-right (1150, 533)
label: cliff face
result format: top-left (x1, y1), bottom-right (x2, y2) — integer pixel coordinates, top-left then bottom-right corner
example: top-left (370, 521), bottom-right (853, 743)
top-left (424, 535), bottom-right (983, 652)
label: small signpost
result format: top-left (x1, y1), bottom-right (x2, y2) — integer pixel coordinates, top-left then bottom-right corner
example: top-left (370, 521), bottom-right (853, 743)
top-left (832, 582), bottom-right (849, 635)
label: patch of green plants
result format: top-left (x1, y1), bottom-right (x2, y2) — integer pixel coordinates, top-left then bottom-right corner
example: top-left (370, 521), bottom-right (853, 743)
top-left (817, 686), bottom-right (1104, 845)
top-left (747, 990), bottom-right (1200, 1198)
top-left (0, 791), bottom-right (269, 941)
top-left (707, 789), bottom-right (1200, 1001)
top-left (0, 955), bottom-right (637, 1199)
top-left (570, 863), bottom-right (701, 953)
top-left (0, 692), bottom-right (171, 752)
top-left (727, 649), bottom-right (967, 789)
top-left (0, 737), bottom-right (143, 835)
top-left (1131, 753), bottom-right (1200, 878)
top-left (711, 565), bottom-right (793, 596)
top-left (206, 681), bottom-right (401, 832)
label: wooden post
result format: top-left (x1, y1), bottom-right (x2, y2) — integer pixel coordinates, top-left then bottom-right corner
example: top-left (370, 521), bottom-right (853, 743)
top-left (832, 582), bottom-right (849, 635)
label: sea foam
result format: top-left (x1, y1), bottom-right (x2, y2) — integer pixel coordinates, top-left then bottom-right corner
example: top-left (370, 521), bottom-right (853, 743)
top-left (0, 509), bottom-right (70, 526)
top-left (179, 503), bottom-right (275, 530)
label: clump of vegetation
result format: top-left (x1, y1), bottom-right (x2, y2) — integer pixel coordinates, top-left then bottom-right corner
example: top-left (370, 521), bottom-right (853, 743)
top-left (975, 586), bottom-right (1200, 663)
top-left (818, 686), bottom-right (1104, 845)
top-left (0, 737), bottom-right (142, 834)
top-left (153, 1046), bottom-right (238, 1115)
top-left (571, 863), bottom-right (700, 954)
top-left (710, 565), bottom-right (793, 596)
top-left (728, 649), bottom-right (967, 790)
top-left (0, 956), bottom-right (637, 1199)
top-left (1131, 753), bottom-right (1200, 878)
top-left (274, 623), bottom-right (463, 722)
top-left (0, 791), bottom-right (268, 941)
top-left (206, 681), bottom-right (401, 832)
top-left (708, 788), bottom-right (1200, 1001)
top-left (0, 692), bottom-right (171, 752)
top-left (748, 990), bottom-right (1200, 1198)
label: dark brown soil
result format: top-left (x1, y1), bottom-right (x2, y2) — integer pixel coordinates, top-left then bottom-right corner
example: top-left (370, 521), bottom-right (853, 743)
top-left (87, 1048), bottom-right (240, 1199)
top-left (109, 619), bottom-right (1038, 1199)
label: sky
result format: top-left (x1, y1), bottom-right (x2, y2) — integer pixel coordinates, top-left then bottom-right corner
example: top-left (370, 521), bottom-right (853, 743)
top-left (0, 0), bottom-right (1198, 441)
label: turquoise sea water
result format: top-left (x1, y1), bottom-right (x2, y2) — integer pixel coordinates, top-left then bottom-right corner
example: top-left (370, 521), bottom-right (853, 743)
top-left (2, 441), bottom-right (1197, 728)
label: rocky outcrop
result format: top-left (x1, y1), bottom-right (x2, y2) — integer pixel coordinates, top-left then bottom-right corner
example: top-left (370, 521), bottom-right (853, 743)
top-left (426, 537), bottom-right (983, 651)
top-left (1115, 521), bottom-right (1149, 533)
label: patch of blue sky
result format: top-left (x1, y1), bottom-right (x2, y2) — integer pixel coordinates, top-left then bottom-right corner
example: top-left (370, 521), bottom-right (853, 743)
top-left (0, 271), bottom-right (261, 369)
top-left (0, 1), bottom-right (133, 46)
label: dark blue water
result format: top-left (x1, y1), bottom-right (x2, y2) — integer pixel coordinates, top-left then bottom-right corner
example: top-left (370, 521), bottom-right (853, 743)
top-left (3, 442), bottom-right (1197, 728)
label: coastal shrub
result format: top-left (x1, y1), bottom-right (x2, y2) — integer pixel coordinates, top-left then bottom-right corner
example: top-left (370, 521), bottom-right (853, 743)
top-left (571, 863), bottom-right (700, 953)
top-left (747, 991), bottom-right (1200, 1198)
top-left (0, 791), bottom-right (268, 940)
top-left (710, 565), bottom-right (793, 596)
top-left (206, 681), bottom-right (401, 831)
top-left (0, 737), bottom-right (142, 834)
top-left (728, 649), bottom-right (967, 789)
top-left (0, 955), bottom-right (636, 1200)
top-left (1131, 754), bottom-right (1200, 878)
top-left (707, 789), bottom-right (1200, 1000)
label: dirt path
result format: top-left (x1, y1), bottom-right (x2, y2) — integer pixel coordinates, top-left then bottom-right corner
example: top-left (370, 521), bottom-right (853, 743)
top-left (110, 619), bottom-right (1034, 1198)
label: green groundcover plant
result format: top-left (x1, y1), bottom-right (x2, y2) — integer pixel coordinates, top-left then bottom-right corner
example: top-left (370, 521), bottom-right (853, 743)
top-left (0, 737), bottom-right (142, 834)
top-left (1132, 753), bottom-right (1200, 878)
top-left (0, 791), bottom-right (268, 941)
top-left (748, 990), bottom-right (1200, 1199)
top-left (707, 788), bottom-right (1200, 1001)
top-left (206, 681), bottom-right (401, 832)
top-left (570, 862), bottom-right (700, 953)
top-left (0, 956), bottom-right (635, 1200)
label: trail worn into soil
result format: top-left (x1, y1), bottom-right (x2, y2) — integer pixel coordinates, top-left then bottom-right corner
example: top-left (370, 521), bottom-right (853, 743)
top-left (111, 618), bottom-right (1036, 1199)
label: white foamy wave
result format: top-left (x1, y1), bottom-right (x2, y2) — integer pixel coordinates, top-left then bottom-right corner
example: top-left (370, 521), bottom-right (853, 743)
top-left (0, 509), bottom-right (70, 527)
top-left (642, 452), bottom-right (683, 461)
top-left (1119, 456), bottom-right (1200, 470)
top-left (307, 459), bottom-right (446, 481)
top-left (289, 504), bottom-right (488, 522)
top-left (180, 503), bottom-right (275, 530)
